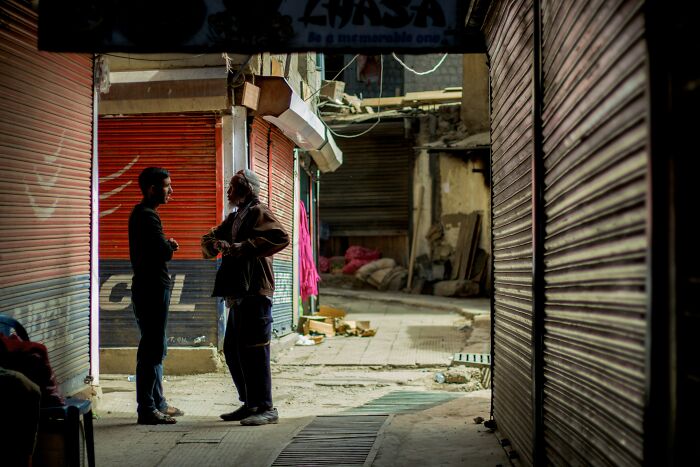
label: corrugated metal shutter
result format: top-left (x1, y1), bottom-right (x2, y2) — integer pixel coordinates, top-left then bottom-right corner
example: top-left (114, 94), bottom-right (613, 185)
top-left (250, 117), bottom-right (271, 205)
top-left (540, 1), bottom-right (647, 465)
top-left (249, 119), bottom-right (294, 335)
top-left (269, 127), bottom-right (295, 335)
top-left (0, 0), bottom-right (93, 394)
top-left (269, 127), bottom-right (295, 262)
top-left (321, 121), bottom-right (412, 235)
top-left (98, 114), bottom-right (220, 347)
top-left (484, 0), bottom-right (535, 464)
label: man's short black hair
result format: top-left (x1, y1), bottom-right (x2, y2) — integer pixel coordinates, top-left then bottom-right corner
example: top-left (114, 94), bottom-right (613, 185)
top-left (138, 167), bottom-right (170, 196)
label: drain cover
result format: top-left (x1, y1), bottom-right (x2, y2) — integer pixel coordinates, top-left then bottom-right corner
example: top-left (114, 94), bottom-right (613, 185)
top-left (272, 415), bottom-right (389, 466)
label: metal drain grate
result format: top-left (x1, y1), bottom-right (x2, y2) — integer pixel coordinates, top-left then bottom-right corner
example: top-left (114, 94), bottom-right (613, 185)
top-left (344, 391), bottom-right (463, 415)
top-left (271, 415), bottom-right (389, 466)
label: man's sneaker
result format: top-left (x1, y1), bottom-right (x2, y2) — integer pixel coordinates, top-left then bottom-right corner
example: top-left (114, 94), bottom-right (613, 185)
top-left (240, 407), bottom-right (279, 426)
top-left (162, 405), bottom-right (185, 417)
top-left (137, 410), bottom-right (177, 425)
top-left (220, 405), bottom-right (254, 422)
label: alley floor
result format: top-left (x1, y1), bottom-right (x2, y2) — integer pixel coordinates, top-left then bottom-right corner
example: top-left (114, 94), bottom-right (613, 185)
top-left (91, 290), bottom-right (509, 467)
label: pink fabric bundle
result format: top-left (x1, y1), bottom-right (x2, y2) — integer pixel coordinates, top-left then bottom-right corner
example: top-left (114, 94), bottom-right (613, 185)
top-left (299, 201), bottom-right (320, 300)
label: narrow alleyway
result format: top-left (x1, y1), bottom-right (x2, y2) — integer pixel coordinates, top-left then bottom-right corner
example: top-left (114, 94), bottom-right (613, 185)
top-left (93, 292), bottom-right (508, 466)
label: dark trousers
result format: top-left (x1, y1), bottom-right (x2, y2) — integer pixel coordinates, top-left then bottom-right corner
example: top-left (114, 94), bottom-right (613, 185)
top-left (223, 295), bottom-right (273, 410)
top-left (132, 283), bottom-right (171, 415)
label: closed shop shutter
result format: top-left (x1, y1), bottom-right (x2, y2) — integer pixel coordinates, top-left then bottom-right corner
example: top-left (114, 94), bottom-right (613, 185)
top-left (249, 117), bottom-right (295, 335)
top-left (98, 114), bottom-right (220, 347)
top-left (321, 121), bottom-right (412, 235)
top-left (540, 1), bottom-right (647, 464)
top-left (0, 1), bottom-right (93, 394)
top-left (269, 126), bottom-right (295, 335)
top-left (250, 117), bottom-right (271, 205)
top-left (484, 0), bottom-right (535, 464)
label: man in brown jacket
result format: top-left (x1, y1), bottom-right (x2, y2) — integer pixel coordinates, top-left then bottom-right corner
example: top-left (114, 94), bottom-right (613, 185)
top-left (202, 169), bottom-right (289, 426)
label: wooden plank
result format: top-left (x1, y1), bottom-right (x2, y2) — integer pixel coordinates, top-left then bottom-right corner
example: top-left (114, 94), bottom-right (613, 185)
top-left (458, 213), bottom-right (479, 280)
top-left (318, 305), bottom-right (347, 318)
top-left (452, 217), bottom-right (470, 280)
top-left (465, 214), bottom-right (482, 279)
top-left (309, 320), bottom-right (335, 336)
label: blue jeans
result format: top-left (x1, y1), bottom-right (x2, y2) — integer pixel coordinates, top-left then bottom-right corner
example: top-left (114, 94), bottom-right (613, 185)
top-left (132, 284), bottom-right (171, 415)
top-left (223, 296), bottom-right (273, 410)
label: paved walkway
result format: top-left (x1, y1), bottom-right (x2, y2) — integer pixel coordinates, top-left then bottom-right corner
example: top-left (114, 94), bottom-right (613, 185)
top-left (89, 291), bottom-right (506, 467)
top-left (277, 294), bottom-right (479, 367)
top-left (320, 287), bottom-right (490, 318)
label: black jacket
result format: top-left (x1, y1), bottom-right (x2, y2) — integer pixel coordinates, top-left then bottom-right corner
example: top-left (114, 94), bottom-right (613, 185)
top-left (128, 203), bottom-right (174, 288)
top-left (203, 199), bottom-right (289, 298)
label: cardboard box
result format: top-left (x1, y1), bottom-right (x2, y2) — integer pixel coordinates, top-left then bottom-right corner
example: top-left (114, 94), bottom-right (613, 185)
top-left (240, 82), bottom-right (260, 110)
top-left (320, 80), bottom-right (345, 101)
top-left (318, 305), bottom-right (347, 319)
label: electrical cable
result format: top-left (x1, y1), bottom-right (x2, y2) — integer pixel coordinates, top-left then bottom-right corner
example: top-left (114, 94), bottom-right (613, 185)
top-left (322, 55), bottom-right (383, 139)
top-left (102, 53), bottom-right (206, 62)
top-left (391, 52), bottom-right (449, 75)
top-left (305, 54), bottom-right (360, 102)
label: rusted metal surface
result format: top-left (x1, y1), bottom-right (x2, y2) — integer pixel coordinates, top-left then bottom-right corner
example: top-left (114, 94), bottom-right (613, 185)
top-left (484, 0), bottom-right (535, 464)
top-left (0, 0), bottom-right (93, 394)
top-left (321, 121), bottom-right (412, 235)
top-left (541, 0), bottom-right (647, 465)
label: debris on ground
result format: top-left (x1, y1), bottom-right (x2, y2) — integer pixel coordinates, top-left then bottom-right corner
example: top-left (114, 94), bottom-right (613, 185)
top-left (433, 366), bottom-right (485, 392)
top-left (297, 304), bottom-right (377, 338)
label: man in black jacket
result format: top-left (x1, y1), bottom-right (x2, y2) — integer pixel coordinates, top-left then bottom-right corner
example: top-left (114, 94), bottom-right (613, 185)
top-left (202, 169), bottom-right (289, 426)
top-left (129, 167), bottom-right (184, 425)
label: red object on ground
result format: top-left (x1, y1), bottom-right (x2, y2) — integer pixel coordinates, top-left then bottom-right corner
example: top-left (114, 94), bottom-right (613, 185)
top-left (345, 245), bottom-right (381, 262)
top-left (319, 256), bottom-right (330, 273)
top-left (342, 259), bottom-right (372, 274)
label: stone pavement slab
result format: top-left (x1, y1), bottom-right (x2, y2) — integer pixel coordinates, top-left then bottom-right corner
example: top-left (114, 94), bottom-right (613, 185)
top-left (276, 296), bottom-right (475, 367)
top-left (320, 287), bottom-right (490, 317)
top-left (94, 415), bottom-right (310, 467)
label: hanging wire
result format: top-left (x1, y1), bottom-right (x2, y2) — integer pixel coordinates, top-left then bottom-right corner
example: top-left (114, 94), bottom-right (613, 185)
top-left (304, 54), bottom-right (360, 102)
top-left (392, 52), bottom-right (449, 75)
top-left (322, 54), bottom-right (383, 139)
top-left (102, 53), bottom-right (206, 61)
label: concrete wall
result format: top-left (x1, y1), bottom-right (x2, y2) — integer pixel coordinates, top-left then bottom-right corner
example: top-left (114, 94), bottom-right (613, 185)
top-left (439, 155), bottom-right (490, 256)
top-left (461, 54), bottom-right (490, 134)
top-left (341, 54), bottom-right (405, 99)
top-left (403, 54), bottom-right (463, 92)
top-left (413, 150), bottom-right (434, 260)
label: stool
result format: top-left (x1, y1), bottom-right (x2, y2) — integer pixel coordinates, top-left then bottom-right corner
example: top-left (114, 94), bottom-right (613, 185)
top-left (40, 397), bottom-right (95, 467)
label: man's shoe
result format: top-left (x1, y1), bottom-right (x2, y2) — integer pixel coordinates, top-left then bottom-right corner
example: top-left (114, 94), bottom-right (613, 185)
top-left (240, 408), bottom-right (279, 426)
top-left (137, 410), bottom-right (177, 425)
top-left (220, 405), bottom-right (254, 422)
top-left (162, 406), bottom-right (185, 417)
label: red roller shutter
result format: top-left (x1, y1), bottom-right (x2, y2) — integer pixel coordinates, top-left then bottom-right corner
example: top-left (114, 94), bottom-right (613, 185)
top-left (249, 117), bottom-right (295, 335)
top-left (269, 126), bottom-right (295, 263)
top-left (98, 114), bottom-right (218, 259)
top-left (0, 0), bottom-right (94, 395)
top-left (250, 117), bottom-right (271, 204)
top-left (98, 114), bottom-right (221, 347)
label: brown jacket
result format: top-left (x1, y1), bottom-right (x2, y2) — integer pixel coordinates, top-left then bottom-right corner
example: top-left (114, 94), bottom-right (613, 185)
top-left (203, 198), bottom-right (289, 298)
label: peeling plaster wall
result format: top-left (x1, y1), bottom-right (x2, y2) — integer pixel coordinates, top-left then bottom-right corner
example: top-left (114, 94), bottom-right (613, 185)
top-left (439, 155), bottom-right (490, 256)
top-left (413, 149), bottom-right (434, 259)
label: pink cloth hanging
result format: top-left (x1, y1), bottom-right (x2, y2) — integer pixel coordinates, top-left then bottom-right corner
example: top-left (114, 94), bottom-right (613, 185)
top-left (299, 201), bottom-right (320, 300)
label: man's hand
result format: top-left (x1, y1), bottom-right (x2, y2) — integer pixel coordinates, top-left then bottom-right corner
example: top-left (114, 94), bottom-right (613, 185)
top-left (168, 238), bottom-right (179, 251)
top-left (228, 242), bottom-right (244, 257)
top-left (214, 240), bottom-right (230, 251)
